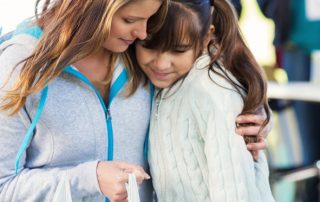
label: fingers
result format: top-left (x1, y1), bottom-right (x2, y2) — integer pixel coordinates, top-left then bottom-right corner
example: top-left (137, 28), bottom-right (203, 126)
top-left (247, 137), bottom-right (267, 151)
top-left (96, 161), bottom-right (148, 200)
top-left (119, 163), bottom-right (150, 184)
top-left (236, 113), bottom-right (271, 137)
top-left (260, 117), bottom-right (273, 138)
top-left (111, 183), bottom-right (128, 202)
top-left (236, 114), bottom-right (265, 126)
top-left (236, 111), bottom-right (271, 161)
top-left (250, 150), bottom-right (259, 161)
top-left (235, 125), bottom-right (262, 136)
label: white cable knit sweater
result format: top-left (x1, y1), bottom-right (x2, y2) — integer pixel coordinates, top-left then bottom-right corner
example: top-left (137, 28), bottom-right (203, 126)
top-left (148, 54), bottom-right (275, 202)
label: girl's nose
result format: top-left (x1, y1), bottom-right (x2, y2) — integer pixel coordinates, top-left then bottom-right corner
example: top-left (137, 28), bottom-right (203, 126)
top-left (154, 53), bottom-right (171, 70)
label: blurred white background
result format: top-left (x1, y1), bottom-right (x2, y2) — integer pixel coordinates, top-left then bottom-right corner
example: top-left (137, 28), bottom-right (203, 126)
top-left (0, 0), bottom-right (36, 34)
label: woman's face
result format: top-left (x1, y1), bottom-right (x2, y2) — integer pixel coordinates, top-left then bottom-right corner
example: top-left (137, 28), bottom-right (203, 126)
top-left (135, 42), bottom-right (196, 89)
top-left (104, 0), bottom-right (162, 53)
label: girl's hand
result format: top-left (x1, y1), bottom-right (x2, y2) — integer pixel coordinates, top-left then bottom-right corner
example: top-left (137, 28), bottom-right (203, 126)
top-left (96, 161), bottom-right (150, 202)
top-left (235, 111), bottom-right (273, 161)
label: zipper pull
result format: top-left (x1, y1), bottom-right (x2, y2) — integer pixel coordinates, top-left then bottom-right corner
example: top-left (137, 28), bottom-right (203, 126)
top-left (106, 109), bottom-right (111, 120)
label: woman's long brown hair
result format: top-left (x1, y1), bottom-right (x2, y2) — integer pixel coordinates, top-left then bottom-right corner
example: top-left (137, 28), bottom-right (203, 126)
top-left (1, 0), bottom-right (168, 115)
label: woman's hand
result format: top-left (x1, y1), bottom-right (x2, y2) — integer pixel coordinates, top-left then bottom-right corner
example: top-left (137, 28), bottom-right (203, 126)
top-left (235, 111), bottom-right (273, 160)
top-left (96, 161), bottom-right (150, 202)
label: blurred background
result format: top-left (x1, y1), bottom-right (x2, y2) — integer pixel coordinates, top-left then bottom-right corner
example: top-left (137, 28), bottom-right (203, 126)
top-left (235, 0), bottom-right (320, 201)
top-left (1, 0), bottom-right (320, 201)
top-left (0, 0), bottom-right (35, 34)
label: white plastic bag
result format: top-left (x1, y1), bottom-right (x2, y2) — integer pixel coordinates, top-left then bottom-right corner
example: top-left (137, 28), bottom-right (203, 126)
top-left (52, 172), bottom-right (72, 202)
top-left (125, 173), bottom-right (140, 202)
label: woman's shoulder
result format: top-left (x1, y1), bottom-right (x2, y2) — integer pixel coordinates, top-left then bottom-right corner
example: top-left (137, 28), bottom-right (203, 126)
top-left (0, 34), bottom-right (37, 62)
top-left (0, 34), bottom-right (38, 88)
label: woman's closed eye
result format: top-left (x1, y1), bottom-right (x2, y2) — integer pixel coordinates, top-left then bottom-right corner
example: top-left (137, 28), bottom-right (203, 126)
top-left (123, 18), bottom-right (136, 23)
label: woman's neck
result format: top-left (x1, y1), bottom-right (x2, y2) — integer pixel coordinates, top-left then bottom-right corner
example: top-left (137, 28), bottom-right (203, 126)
top-left (73, 49), bottom-right (112, 83)
top-left (73, 48), bottom-right (113, 101)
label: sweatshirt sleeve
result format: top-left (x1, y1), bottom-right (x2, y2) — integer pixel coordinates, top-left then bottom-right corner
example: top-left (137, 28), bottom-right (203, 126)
top-left (0, 148), bottom-right (101, 201)
top-left (0, 37), bottom-right (103, 201)
top-left (189, 79), bottom-right (274, 202)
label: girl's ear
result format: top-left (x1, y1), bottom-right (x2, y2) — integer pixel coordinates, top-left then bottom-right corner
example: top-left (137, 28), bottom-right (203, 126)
top-left (203, 25), bottom-right (215, 49)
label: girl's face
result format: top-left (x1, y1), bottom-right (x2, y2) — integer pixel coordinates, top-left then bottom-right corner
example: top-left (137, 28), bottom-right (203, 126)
top-left (104, 0), bottom-right (162, 53)
top-left (135, 42), bottom-right (196, 89)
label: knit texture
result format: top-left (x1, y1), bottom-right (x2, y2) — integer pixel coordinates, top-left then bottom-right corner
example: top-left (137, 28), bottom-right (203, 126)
top-left (148, 55), bottom-right (275, 202)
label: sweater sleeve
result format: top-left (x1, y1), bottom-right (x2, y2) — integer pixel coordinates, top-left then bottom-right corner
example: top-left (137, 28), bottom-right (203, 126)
top-left (0, 37), bottom-right (102, 201)
top-left (188, 79), bottom-right (274, 202)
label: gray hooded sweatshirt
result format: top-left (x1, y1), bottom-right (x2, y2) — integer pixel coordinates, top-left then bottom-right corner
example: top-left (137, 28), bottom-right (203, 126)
top-left (0, 31), bottom-right (152, 201)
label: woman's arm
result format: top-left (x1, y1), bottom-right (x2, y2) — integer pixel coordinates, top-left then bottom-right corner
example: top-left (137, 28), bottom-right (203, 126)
top-left (0, 108), bottom-right (149, 201)
top-left (0, 108), bottom-right (102, 201)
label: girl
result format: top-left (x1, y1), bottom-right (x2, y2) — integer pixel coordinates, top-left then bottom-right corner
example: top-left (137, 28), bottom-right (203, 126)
top-left (134, 0), bottom-right (275, 201)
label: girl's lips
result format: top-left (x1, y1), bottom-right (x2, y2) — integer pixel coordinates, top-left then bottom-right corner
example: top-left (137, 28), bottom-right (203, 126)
top-left (150, 68), bottom-right (171, 80)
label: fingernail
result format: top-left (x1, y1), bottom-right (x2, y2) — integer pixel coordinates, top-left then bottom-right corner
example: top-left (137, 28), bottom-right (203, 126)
top-left (145, 174), bottom-right (151, 179)
top-left (247, 144), bottom-right (252, 150)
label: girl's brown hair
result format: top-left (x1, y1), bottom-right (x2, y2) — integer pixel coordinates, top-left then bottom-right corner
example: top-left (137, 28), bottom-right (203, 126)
top-left (1, 0), bottom-right (168, 114)
top-left (133, 0), bottom-right (270, 127)
top-left (208, 0), bottom-right (270, 125)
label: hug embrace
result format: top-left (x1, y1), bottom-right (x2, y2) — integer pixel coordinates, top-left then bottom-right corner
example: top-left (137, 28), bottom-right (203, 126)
top-left (0, 0), bottom-right (274, 201)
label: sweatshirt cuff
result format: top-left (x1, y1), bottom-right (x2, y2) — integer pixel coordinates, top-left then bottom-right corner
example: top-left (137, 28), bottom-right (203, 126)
top-left (68, 160), bottom-right (102, 196)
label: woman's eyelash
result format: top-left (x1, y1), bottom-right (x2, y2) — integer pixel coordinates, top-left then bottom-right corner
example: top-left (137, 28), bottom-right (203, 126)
top-left (124, 18), bottom-right (135, 23)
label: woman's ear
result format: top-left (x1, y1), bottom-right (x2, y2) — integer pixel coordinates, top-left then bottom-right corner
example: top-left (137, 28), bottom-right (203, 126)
top-left (203, 25), bottom-right (215, 49)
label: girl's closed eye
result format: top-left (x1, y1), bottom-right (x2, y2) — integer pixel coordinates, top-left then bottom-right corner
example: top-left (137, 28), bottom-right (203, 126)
top-left (172, 45), bottom-right (192, 54)
top-left (172, 48), bottom-right (187, 53)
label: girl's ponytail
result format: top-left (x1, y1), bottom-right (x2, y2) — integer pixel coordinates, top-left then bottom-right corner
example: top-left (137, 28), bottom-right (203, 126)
top-left (209, 0), bottom-right (270, 125)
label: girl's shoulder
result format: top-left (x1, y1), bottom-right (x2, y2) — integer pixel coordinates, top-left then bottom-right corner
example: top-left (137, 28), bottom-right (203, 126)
top-left (186, 54), bottom-right (240, 95)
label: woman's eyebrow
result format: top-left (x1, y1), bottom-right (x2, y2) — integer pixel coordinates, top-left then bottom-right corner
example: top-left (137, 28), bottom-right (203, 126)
top-left (126, 15), bottom-right (147, 20)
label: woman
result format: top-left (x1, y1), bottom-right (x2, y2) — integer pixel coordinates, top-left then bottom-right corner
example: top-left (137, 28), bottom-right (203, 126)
top-left (134, 0), bottom-right (275, 201)
top-left (0, 0), bottom-right (167, 201)
top-left (0, 0), bottom-right (270, 201)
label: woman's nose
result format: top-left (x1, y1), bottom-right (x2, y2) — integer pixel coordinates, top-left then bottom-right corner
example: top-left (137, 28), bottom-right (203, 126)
top-left (132, 22), bottom-right (147, 40)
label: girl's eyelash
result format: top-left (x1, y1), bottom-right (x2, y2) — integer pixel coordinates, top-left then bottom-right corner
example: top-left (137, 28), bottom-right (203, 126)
top-left (174, 50), bottom-right (186, 53)
top-left (173, 45), bottom-right (192, 53)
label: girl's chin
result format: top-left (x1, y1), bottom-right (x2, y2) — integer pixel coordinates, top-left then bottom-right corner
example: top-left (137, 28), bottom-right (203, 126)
top-left (151, 80), bottom-right (172, 89)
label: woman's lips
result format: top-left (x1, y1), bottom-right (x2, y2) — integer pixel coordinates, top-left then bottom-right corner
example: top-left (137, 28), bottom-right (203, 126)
top-left (121, 39), bottom-right (134, 45)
